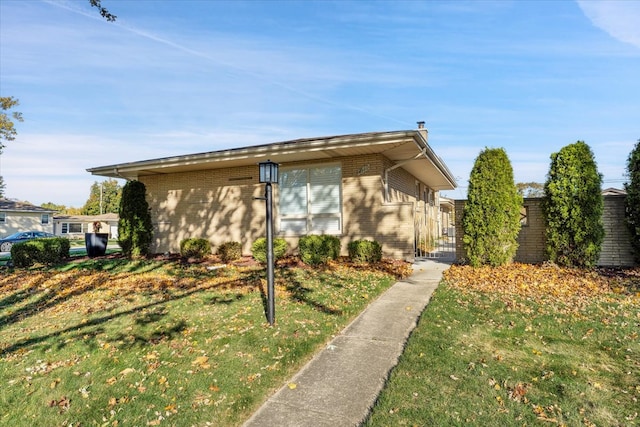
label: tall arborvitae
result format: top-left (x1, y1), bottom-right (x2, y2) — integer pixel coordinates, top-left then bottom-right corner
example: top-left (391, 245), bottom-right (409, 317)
top-left (462, 147), bottom-right (523, 267)
top-left (118, 180), bottom-right (153, 258)
top-left (624, 139), bottom-right (640, 262)
top-left (542, 141), bottom-right (604, 267)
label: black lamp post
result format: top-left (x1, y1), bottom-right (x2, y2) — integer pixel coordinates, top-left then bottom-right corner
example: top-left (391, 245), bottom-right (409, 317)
top-left (258, 159), bottom-right (279, 325)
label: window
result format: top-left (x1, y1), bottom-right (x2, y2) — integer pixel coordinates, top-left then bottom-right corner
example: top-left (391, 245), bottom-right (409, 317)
top-left (0, 213), bottom-right (5, 223)
top-left (279, 164), bottom-right (342, 234)
top-left (41, 214), bottom-right (50, 225)
top-left (61, 223), bottom-right (83, 234)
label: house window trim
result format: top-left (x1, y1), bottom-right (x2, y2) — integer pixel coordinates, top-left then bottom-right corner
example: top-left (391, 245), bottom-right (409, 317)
top-left (61, 222), bottom-right (83, 234)
top-left (278, 162), bottom-right (343, 236)
top-left (41, 214), bottom-right (50, 225)
top-left (0, 213), bottom-right (5, 224)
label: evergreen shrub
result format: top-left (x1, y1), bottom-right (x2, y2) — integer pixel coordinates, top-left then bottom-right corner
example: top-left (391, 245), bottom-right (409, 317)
top-left (118, 180), bottom-right (153, 258)
top-left (543, 141), bottom-right (604, 267)
top-left (298, 235), bottom-right (341, 265)
top-left (347, 239), bottom-right (382, 263)
top-left (180, 238), bottom-right (211, 260)
top-left (462, 147), bottom-right (522, 267)
top-left (11, 237), bottom-right (70, 268)
top-left (251, 237), bottom-right (287, 263)
top-left (624, 139), bottom-right (640, 263)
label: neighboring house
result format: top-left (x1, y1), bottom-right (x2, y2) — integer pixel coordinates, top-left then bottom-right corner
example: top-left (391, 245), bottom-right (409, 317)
top-left (53, 213), bottom-right (119, 239)
top-left (88, 127), bottom-right (457, 261)
top-left (0, 199), bottom-right (55, 237)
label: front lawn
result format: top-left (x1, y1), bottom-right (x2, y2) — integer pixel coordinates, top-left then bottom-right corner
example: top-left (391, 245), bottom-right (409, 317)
top-left (0, 255), bottom-right (407, 426)
top-left (366, 263), bottom-right (640, 426)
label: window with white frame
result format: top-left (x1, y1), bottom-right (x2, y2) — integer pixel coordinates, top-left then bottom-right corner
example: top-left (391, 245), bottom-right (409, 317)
top-left (61, 223), bottom-right (83, 234)
top-left (41, 214), bottom-right (50, 225)
top-left (279, 164), bottom-right (342, 234)
top-left (0, 213), bottom-right (5, 223)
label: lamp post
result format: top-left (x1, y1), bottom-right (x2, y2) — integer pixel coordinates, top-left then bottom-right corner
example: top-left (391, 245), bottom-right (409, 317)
top-left (258, 159), bottom-right (279, 326)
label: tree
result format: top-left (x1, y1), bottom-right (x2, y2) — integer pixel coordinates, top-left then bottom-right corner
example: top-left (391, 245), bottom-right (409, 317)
top-left (118, 180), bottom-right (153, 258)
top-left (0, 177), bottom-right (5, 199)
top-left (82, 179), bottom-right (122, 215)
top-left (89, 0), bottom-right (116, 22)
top-left (0, 97), bottom-right (23, 153)
top-left (462, 148), bottom-right (523, 267)
top-left (624, 139), bottom-right (640, 262)
top-left (516, 182), bottom-right (544, 198)
top-left (542, 141), bottom-right (604, 268)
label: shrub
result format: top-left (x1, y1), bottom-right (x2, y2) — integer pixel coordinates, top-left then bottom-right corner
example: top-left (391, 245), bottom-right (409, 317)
top-left (462, 147), bottom-right (522, 267)
top-left (251, 237), bottom-right (287, 263)
top-left (218, 241), bottom-right (242, 262)
top-left (180, 238), bottom-right (211, 260)
top-left (11, 237), bottom-right (70, 268)
top-left (348, 239), bottom-right (382, 263)
top-left (118, 180), bottom-right (153, 258)
top-left (624, 139), bottom-right (640, 263)
top-left (543, 141), bottom-right (604, 267)
top-left (298, 235), bottom-right (341, 265)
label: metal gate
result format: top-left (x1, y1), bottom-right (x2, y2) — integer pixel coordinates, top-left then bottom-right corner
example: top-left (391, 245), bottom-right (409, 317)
top-left (414, 202), bottom-right (455, 260)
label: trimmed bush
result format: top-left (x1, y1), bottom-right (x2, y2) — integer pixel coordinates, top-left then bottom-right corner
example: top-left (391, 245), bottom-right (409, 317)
top-left (11, 237), bottom-right (70, 268)
top-left (543, 141), bottom-right (604, 267)
top-left (251, 237), bottom-right (287, 263)
top-left (298, 235), bottom-right (341, 265)
top-left (218, 241), bottom-right (242, 262)
top-left (625, 139), bottom-right (640, 263)
top-left (179, 238), bottom-right (211, 260)
top-left (462, 147), bottom-right (522, 267)
top-left (348, 239), bottom-right (382, 263)
top-left (118, 180), bottom-right (153, 258)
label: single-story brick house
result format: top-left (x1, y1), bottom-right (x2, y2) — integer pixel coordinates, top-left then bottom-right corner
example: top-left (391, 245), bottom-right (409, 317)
top-left (53, 213), bottom-right (119, 239)
top-left (87, 127), bottom-right (457, 260)
top-left (0, 199), bottom-right (55, 236)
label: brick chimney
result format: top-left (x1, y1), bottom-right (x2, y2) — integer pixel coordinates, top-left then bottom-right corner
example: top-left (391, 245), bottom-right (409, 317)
top-left (416, 121), bottom-right (428, 141)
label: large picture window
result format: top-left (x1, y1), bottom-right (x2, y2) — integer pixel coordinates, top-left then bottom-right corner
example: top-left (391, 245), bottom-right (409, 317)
top-left (279, 164), bottom-right (342, 234)
top-left (61, 223), bottom-right (83, 234)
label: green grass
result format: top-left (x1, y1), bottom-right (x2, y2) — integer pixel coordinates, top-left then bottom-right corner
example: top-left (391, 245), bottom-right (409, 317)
top-left (365, 274), bottom-right (640, 426)
top-left (0, 257), bottom-right (398, 426)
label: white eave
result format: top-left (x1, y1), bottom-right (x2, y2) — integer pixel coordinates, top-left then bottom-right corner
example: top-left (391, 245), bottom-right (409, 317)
top-left (87, 130), bottom-right (457, 191)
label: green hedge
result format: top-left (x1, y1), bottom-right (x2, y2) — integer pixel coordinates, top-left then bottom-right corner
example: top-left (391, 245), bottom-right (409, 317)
top-left (298, 235), bottom-right (341, 265)
top-left (347, 239), bottom-right (382, 263)
top-left (218, 241), bottom-right (242, 263)
top-left (11, 237), bottom-right (70, 268)
top-left (251, 237), bottom-right (287, 263)
top-left (179, 238), bottom-right (212, 260)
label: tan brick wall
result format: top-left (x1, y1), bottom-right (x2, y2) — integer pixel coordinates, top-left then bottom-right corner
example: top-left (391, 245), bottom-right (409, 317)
top-left (454, 196), bottom-right (637, 267)
top-left (516, 198), bottom-right (547, 263)
top-left (599, 195), bottom-right (635, 267)
top-left (140, 153), bottom-right (430, 261)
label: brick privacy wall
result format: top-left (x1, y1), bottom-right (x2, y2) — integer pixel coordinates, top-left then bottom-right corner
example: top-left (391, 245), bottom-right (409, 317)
top-left (140, 153), bottom-right (426, 260)
top-left (455, 196), bottom-right (637, 267)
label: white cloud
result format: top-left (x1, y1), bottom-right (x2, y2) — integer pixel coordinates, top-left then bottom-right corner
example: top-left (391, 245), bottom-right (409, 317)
top-left (577, 0), bottom-right (640, 49)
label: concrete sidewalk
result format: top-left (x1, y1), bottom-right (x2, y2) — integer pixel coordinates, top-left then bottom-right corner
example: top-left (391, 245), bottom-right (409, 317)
top-left (243, 257), bottom-right (452, 427)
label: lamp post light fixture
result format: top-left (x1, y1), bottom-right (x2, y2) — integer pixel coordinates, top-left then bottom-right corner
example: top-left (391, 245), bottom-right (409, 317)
top-left (258, 159), bottom-right (279, 325)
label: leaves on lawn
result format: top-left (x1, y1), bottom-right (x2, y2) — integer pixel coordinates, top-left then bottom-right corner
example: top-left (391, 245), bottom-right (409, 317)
top-left (444, 263), bottom-right (640, 317)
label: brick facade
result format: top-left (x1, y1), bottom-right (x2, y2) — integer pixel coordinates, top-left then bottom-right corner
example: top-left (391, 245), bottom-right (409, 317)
top-left (141, 153), bottom-right (438, 261)
top-left (454, 196), bottom-right (637, 267)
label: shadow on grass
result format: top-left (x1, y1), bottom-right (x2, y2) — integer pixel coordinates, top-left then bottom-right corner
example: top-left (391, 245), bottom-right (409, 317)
top-left (278, 267), bottom-right (343, 316)
top-left (0, 272), bottom-right (260, 357)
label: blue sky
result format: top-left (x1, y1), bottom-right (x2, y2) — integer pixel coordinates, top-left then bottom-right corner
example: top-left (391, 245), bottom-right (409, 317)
top-left (1, 0), bottom-right (638, 207)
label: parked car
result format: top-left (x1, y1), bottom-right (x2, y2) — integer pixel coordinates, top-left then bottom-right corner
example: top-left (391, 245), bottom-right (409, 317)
top-left (0, 231), bottom-right (56, 252)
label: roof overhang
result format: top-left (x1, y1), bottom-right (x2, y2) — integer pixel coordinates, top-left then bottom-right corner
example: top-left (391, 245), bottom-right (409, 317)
top-left (87, 130), bottom-right (457, 191)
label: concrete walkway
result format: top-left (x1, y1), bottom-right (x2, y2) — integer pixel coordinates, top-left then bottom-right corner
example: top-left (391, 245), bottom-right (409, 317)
top-left (243, 257), bottom-right (452, 427)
